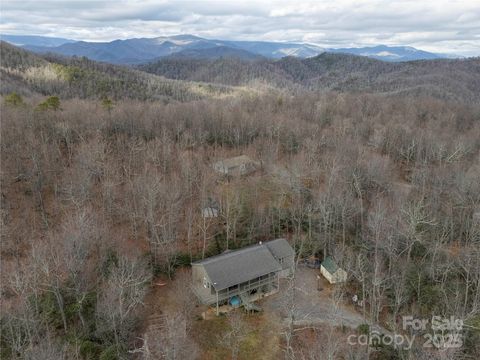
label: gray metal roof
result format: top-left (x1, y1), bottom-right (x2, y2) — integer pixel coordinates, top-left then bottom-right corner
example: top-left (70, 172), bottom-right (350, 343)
top-left (192, 239), bottom-right (293, 291)
top-left (265, 238), bottom-right (295, 259)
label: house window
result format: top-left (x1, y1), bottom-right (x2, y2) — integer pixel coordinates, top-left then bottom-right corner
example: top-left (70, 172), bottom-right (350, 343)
top-left (203, 277), bottom-right (210, 289)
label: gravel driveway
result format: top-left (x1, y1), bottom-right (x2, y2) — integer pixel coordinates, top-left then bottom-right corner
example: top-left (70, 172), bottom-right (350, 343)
top-left (263, 266), bottom-right (389, 334)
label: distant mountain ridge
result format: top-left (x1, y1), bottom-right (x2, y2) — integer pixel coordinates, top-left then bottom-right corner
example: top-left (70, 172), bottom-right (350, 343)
top-left (5, 34), bottom-right (324, 64)
top-left (328, 45), bottom-right (446, 62)
top-left (0, 34), bottom-right (75, 47)
top-left (1, 41), bottom-right (479, 105)
top-left (1, 34), bottom-right (462, 64)
top-left (166, 46), bottom-right (264, 60)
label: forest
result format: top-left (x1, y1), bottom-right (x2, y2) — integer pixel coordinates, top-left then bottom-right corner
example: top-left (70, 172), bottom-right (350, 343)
top-left (140, 53), bottom-right (480, 104)
top-left (1, 41), bottom-right (480, 360)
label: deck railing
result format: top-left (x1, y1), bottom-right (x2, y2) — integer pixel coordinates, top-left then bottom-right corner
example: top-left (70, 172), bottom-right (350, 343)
top-left (194, 273), bottom-right (278, 305)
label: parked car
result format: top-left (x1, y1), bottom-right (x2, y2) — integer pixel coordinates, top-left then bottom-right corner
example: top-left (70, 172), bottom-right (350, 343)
top-left (302, 257), bottom-right (321, 269)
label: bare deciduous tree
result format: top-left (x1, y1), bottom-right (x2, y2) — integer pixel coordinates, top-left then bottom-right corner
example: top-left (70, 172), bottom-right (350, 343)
top-left (219, 311), bottom-right (250, 360)
top-left (97, 256), bottom-right (151, 354)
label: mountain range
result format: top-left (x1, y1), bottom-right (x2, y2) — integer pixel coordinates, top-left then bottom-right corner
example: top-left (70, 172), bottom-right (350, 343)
top-left (327, 45), bottom-right (450, 62)
top-left (140, 53), bottom-right (480, 104)
top-left (1, 40), bottom-right (479, 105)
top-left (0, 34), bottom-right (461, 64)
top-left (0, 34), bottom-right (75, 47)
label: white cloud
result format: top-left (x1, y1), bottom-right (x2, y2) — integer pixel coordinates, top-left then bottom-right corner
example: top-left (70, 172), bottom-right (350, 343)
top-left (0, 0), bottom-right (479, 55)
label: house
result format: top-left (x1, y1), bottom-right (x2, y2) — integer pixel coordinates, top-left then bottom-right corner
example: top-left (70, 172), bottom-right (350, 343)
top-left (191, 239), bottom-right (295, 314)
top-left (473, 210), bottom-right (480, 223)
top-left (202, 198), bottom-right (220, 218)
top-left (212, 155), bottom-right (259, 177)
top-left (320, 256), bottom-right (347, 284)
top-left (202, 206), bottom-right (219, 218)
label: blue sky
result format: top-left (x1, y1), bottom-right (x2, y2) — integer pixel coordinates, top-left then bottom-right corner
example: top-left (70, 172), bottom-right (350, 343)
top-left (1, 0), bottom-right (479, 56)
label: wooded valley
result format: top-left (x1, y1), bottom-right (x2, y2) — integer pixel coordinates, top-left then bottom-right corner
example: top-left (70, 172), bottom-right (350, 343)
top-left (1, 41), bottom-right (480, 359)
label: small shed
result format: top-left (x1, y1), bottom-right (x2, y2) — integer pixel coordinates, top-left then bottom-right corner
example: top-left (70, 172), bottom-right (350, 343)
top-left (213, 155), bottom-right (259, 177)
top-left (320, 256), bottom-right (347, 284)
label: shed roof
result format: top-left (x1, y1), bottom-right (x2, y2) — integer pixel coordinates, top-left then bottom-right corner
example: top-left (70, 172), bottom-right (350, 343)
top-left (192, 239), bottom-right (292, 291)
top-left (322, 256), bottom-right (340, 274)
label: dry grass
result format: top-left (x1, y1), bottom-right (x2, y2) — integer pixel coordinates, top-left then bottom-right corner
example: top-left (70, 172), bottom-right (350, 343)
top-left (192, 313), bottom-right (282, 360)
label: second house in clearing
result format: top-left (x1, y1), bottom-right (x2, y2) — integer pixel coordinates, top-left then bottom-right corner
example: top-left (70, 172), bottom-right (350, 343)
top-left (212, 155), bottom-right (259, 177)
top-left (191, 239), bottom-right (294, 314)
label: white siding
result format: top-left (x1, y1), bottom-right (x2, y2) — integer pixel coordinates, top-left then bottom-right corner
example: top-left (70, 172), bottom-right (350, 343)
top-left (321, 265), bottom-right (347, 284)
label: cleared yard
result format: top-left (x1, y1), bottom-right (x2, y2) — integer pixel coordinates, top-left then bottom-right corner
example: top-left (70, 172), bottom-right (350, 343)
top-left (139, 265), bottom-right (390, 358)
top-left (264, 266), bottom-right (365, 328)
top-left (141, 268), bottom-right (282, 359)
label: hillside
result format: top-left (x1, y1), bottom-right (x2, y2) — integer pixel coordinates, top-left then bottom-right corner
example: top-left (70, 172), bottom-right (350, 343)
top-left (2, 89), bottom-right (480, 360)
top-left (141, 53), bottom-right (480, 103)
top-left (0, 41), bottom-right (243, 101)
top-left (166, 46), bottom-right (264, 60)
top-left (3, 0), bottom-right (480, 357)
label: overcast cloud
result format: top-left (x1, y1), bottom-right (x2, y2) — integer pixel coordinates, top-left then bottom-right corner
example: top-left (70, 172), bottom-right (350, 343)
top-left (1, 0), bottom-right (479, 55)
